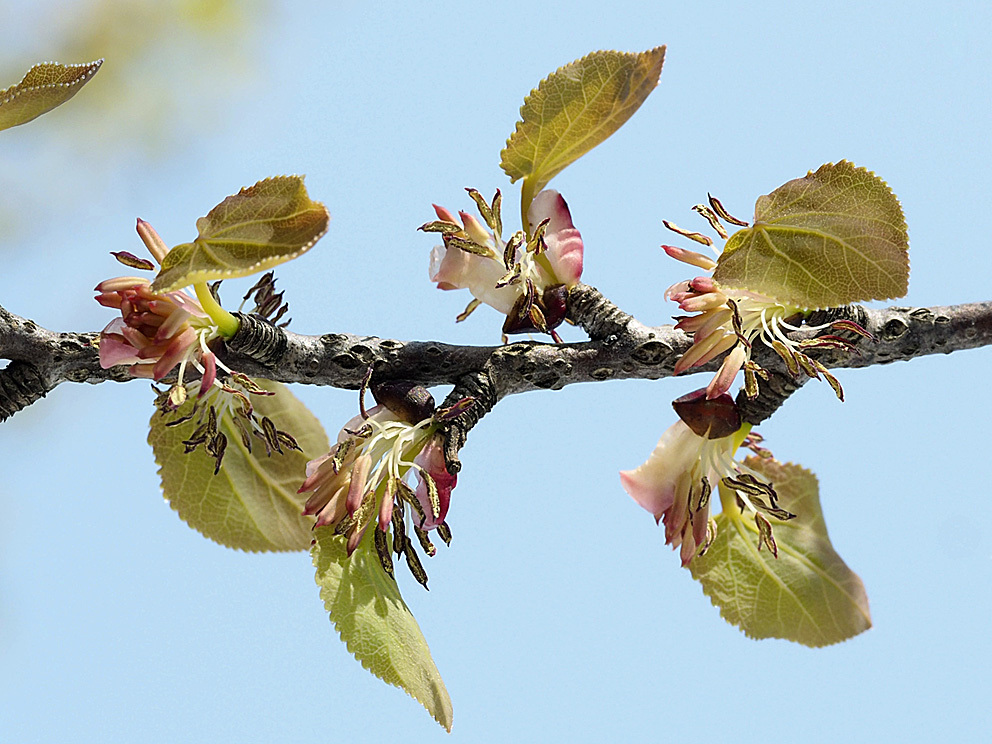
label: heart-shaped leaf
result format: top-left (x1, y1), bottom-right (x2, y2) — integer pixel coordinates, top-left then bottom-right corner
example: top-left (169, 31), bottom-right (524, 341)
top-left (689, 457), bottom-right (871, 647)
top-left (500, 47), bottom-right (665, 212)
top-left (149, 379), bottom-right (329, 552)
top-left (151, 176), bottom-right (329, 292)
top-left (312, 527), bottom-right (453, 732)
top-left (0, 60), bottom-right (103, 131)
top-left (712, 161), bottom-right (909, 309)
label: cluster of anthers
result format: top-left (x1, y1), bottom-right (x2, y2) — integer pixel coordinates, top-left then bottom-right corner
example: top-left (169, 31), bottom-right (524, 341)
top-left (662, 196), bottom-right (873, 401)
top-left (422, 187), bottom-right (583, 342)
top-left (298, 373), bottom-right (474, 588)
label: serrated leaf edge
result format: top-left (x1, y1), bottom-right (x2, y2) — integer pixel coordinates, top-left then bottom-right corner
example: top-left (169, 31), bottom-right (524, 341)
top-left (499, 47), bottom-right (665, 185)
top-left (311, 536), bottom-right (454, 732)
top-left (693, 459), bottom-right (871, 648)
top-left (151, 175), bottom-right (329, 293)
top-left (714, 161), bottom-right (909, 309)
top-left (0, 59), bottom-right (104, 104)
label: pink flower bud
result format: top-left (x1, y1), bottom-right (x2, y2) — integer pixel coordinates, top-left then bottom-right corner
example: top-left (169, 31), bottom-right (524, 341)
top-left (136, 219), bottom-right (169, 265)
top-left (662, 244), bottom-right (717, 271)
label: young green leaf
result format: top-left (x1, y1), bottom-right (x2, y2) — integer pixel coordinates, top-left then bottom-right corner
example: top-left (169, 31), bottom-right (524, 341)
top-left (0, 59), bottom-right (103, 131)
top-left (312, 527), bottom-right (453, 732)
top-left (500, 47), bottom-right (665, 215)
top-left (151, 176), bottom-right (329, 292)
top-left (148, 380), bottom-right (330, 552)
top-left (689, 457), bottom-right (871, 647)
top-left (712, 161), bottom-right (909, 309)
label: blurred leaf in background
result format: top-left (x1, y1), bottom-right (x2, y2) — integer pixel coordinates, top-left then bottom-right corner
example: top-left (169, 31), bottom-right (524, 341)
top-left (0, 0), bottom-right (267, 243)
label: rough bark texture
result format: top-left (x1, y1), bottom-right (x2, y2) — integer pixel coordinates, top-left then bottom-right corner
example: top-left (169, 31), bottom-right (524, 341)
top-left (3, 287), bottom-right (992, 437)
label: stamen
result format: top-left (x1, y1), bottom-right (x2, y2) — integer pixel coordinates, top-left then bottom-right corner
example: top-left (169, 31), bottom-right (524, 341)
top-left (374, 527), bottom-right (394, 578)
top-left (707, 194), bottom-right (748, 226)
top-left (663, 220), bottom-right (714, 246)
top-left (358, 365), bottom-right (374, 419)
top-left (692, 204), bottom-right (729, 239)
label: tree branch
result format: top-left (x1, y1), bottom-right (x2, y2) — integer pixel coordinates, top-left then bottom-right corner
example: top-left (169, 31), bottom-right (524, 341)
top-left (3, 287), bottom-right (991, 429)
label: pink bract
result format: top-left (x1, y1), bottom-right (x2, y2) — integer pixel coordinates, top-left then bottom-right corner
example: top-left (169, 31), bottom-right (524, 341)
top-left (413, 436), bottom-right (456, 530)
top-left (529, 190), bottom-right (583, 286)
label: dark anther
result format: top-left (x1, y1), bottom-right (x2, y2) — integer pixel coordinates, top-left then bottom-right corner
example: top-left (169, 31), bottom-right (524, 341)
top-left (414, 525), bottom-right (436, 557)
top-left (110, 251), bottom-right (154, 271)
top-left (276, 430), bottom-right (301, 451)
top-left (240, 272), bottom-right (291, 327)
top-left (374, 528), bottom-right (394, 579)
top-left (391, 503), bottom-right (407, 557)
top-left (402, 536), bottom-right (430, 590)
top-left (436, 522), bottom-right (452, 546)
top-left (209, 432), bottom-right (227, 475)
top-left (502, 283), bottom-right (570, 337)
top-left (261, 416), bottom-right (282, 454)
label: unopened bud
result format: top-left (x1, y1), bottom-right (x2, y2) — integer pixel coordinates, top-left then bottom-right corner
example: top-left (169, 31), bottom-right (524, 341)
top-left (672, 389), bottom-right (742, 440)
top-left (371, 381), bottom-right (436, 424)
top-left (136, 219), bottom-right (169, 264)
top-left (662, 244), bottom-right (718, 270)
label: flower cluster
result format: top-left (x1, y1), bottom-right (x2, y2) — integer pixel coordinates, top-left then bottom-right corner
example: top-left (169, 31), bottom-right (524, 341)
top-left (424, 188), bottom-right (583, 341)
top-left (95, 220), bottom-right (224, 403)
top-left (96, 278), bottom-right (221, 387)
top-left (298, 381), bottom-right (468, 588)
top-left (665, 263), bottom-right (808, 399)
top-left (662, 201), bottom-right (869, 401)
top-left (620, 391), bottom-right (794, 565)
top-left (96, 221), bottom-right (299, 474)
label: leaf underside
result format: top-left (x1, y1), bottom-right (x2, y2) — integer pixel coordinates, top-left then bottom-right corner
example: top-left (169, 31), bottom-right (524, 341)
top-left (151, 175), bottom-right (330, 292)
top-left (500, 46), bottom-right (666, 194)
top-left (0, 59), bottom-right (103, 131)
top-left (312, 527), bottom-right (453, 732)
top-left (148, 379), bottom-right (329, 552)
top-left (689, 457), bottom-right (871, 647)
top-left (713, 161), bottom-right (909, 309)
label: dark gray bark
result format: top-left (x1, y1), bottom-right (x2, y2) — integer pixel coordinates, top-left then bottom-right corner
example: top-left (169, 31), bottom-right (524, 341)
top-left (3, 287), bottom-right (992, 446)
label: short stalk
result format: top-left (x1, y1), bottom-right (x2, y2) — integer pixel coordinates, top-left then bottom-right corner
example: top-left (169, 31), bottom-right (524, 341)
top-left (731, 423), bottom-right (753, 452)
top-left (194, 282), bottom-right (240, 338)
top-left (520, 178), bottom-right (538, 236)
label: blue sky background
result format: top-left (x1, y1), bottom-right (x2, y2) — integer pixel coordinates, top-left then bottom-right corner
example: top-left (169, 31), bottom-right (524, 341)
top-left (2, 1), bottom-right (991, 741)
